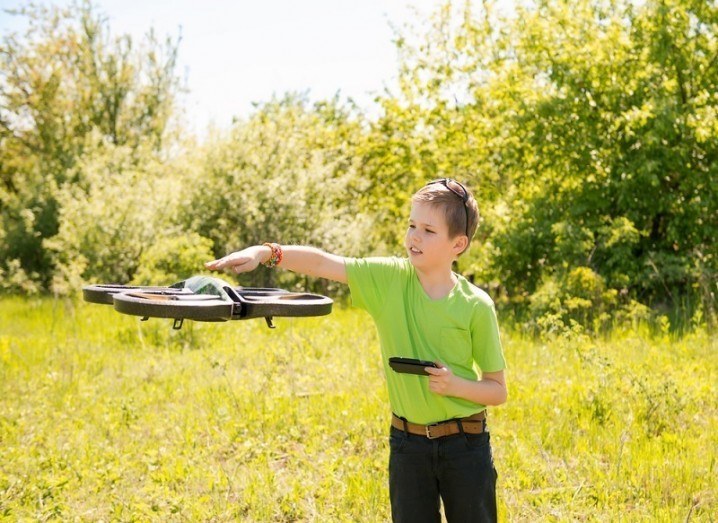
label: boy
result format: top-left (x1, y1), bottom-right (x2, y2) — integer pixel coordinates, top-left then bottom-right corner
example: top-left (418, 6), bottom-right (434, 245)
top-left (205, 178), bottom-right (507, 522)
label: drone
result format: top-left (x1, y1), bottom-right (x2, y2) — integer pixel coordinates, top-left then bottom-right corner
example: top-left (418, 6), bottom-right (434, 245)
top-left (82, 275), bottom-right (333, 329)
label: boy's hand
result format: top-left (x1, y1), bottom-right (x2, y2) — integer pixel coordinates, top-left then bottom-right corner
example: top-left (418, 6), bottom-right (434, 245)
top-left (426, 365), bottom-right (508, 406)
top-left (425, 362), bottom-right (459, 397)
top-left (204, 246), bottom-right (269, 274)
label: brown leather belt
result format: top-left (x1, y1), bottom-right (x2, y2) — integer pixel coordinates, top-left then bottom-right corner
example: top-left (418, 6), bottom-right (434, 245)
top-left (391, 411), bottom-right (487, 439)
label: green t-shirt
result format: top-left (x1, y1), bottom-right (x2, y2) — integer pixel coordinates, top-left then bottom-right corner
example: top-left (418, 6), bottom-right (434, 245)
top-left (346, 256), bottom-right (506, 425)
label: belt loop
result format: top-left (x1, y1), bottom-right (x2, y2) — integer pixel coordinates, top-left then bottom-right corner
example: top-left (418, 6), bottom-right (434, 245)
top-left (456, 419), bottom-right (466, 439)
top-left (401, 417), bottom-right (409, 437)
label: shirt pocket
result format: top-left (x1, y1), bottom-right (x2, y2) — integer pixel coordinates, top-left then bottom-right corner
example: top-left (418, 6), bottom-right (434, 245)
top-left (439, 327), bottom-right (473, 370)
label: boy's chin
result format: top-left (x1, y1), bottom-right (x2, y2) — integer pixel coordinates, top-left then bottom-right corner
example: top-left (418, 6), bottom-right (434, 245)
top-left (407, 250), bottom-right (425, 267)
top-left (407, 252), bottom-right (455, 272)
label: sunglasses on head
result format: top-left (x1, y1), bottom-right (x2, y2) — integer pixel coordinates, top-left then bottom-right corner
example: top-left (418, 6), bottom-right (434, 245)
top-left (425, 178), bottom-right (470, 238)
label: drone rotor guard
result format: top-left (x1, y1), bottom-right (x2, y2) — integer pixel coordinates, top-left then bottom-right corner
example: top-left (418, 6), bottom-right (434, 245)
top-left (82, 284), bottom-right (192, 305)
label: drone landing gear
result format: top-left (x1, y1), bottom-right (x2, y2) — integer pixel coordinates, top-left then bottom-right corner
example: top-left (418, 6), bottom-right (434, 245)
top-left (142, 315), bottom-right (275, 330)
top-left (166, 317), bottom-right (272, 330)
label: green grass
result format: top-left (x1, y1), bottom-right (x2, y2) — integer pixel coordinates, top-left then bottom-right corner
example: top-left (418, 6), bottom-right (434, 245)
top-left (0, 297), bottom-right (716, 521)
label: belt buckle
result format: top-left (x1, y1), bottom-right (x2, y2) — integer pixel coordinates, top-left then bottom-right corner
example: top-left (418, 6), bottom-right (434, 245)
top-left (425, 423), bottom-right (440, 439)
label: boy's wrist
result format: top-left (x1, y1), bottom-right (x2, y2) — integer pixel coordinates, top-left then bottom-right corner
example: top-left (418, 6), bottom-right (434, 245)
top-left (256, 244), bottom-right (272, 264)
top-left (262, 243), bottom-right (283, 267)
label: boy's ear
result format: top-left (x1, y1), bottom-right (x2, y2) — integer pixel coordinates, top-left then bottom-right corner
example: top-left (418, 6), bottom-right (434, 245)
top-left (452, 235), bottom-right (469, 255)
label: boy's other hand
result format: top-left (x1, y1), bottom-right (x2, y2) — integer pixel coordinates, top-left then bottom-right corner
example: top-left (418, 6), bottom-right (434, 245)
top-left (425, 362), bottom-right (459, 397)
top-left (427, 364), bottom-right (508, 406)
top-left (204, 246), bottom-right (268, 274)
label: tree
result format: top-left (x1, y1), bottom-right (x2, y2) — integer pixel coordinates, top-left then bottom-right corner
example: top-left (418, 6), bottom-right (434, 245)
top-left (0, 1), bottom-right (181, 291)
top-left (370, 0), bottom-right (717, 327)
top-left (180, 94), bottom-right (374, 292)
top-left (360, 1), bottom-right (511, 265)
top-left (492, 0), bottom-right (718, 325)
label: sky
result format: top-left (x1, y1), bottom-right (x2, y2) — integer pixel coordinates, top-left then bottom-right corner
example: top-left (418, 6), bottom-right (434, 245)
top-left (0, 0), bottom-right (450, 135)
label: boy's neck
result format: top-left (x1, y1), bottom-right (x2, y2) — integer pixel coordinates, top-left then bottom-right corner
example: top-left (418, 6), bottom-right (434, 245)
top-left (415, 266), bottom-right (458, 300)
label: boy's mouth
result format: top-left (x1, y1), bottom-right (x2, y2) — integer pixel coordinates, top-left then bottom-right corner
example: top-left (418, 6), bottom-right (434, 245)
top-left (409, 246), bottom-right (423, 255)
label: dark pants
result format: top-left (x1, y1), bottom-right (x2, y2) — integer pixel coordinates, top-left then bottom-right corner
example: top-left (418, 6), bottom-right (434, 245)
top-left (388, 425), bottom-right (498, 523)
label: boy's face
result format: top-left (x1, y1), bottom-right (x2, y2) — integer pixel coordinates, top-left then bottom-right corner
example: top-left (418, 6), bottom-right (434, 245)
top-left (405, 201), bottom-right (467, 272)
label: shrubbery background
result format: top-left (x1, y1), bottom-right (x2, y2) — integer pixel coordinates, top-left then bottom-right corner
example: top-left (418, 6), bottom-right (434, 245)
top-left (1, 0), bottom-right (716, 332)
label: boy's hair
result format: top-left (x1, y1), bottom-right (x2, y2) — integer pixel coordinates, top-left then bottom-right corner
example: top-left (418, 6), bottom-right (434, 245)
top-left (412, 179), bottom-right (480, 255)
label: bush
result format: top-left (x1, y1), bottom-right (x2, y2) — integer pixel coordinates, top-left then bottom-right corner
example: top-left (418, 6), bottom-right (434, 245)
top-left (131, 234), bottom-right (215, 285)
top-left (529, 267), bottom-right (620, 334)
top-left (43, 137), bottom-right (191, 295)
top-left (0, 259), bottom-right (41, 295)
top-left (180, 95), bottom-right (375, 292)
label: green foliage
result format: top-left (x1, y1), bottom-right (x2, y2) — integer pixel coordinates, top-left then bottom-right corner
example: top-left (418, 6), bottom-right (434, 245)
top-left (0, 0), bottom-right (716, 331)
top-left (0, 1), bottom-right (181, 290)
top-left (0, 259), bottom-right (41, 294)
top-left (180, 94), bottom-right (376, 290)
top-left (1, 298), bottom-right (716, 520)
top-left (358, 1), bottom-right (510, 258)
top-left (381, 0), bottom-right (717, 329)
top-left (529, 267), bottom-right (620, 333)
top-left (488, 0), bottom-right (718, 321)
top-left (131, 233), bottom-right (215, 286)
top-left (43, 136), bottom-right (191, 294)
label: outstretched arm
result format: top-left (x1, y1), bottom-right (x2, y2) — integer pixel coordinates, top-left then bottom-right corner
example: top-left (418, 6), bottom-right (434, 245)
top-left (205, 244), bottom-right (348, 284)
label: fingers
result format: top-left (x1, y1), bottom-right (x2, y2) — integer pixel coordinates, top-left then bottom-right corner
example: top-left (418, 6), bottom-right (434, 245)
top-left (205, 252), bottom-right (243, 269)
top-left (204, 260), bottom-right (221, 270)
top-left (424, 362), bottom-right (447, 375)
top-left (204, 258), bottom-right (231, 270)
top-left (428, 378), bottom-right (448, 395)
top-left (205, 253), bottom-right (257, 275)
top-left (426, 363), bottom-right (453, 396)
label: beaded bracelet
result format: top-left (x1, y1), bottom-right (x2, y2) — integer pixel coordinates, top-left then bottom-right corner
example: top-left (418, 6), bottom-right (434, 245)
top-left (262, 242), bottom-right (283, 268)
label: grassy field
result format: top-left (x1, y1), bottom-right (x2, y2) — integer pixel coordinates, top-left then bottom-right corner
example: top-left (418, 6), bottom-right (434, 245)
top-left (0, 297), bottom-right (716, 522)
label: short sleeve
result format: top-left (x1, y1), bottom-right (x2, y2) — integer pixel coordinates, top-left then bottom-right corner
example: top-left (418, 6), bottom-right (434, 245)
top-left (471, 300), bottom-right (506, 373)
top-left (345, 257), bottom-right (404, 318)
